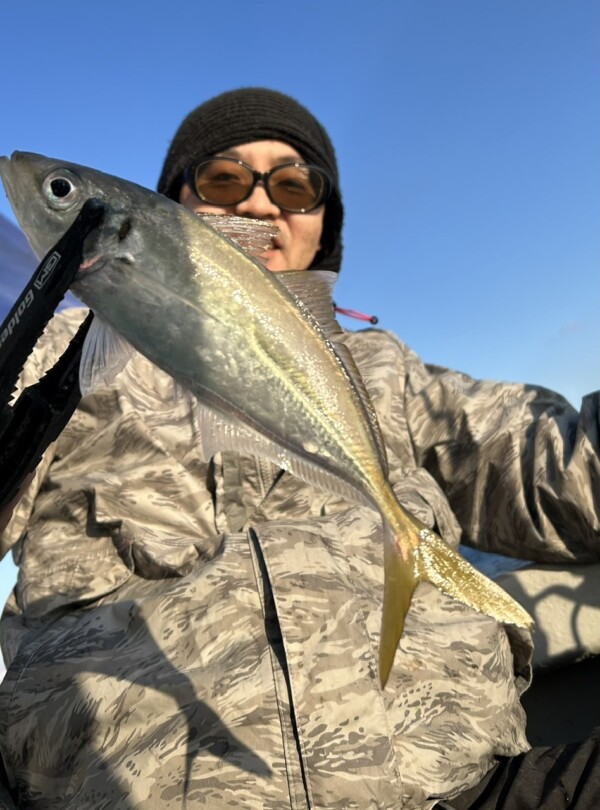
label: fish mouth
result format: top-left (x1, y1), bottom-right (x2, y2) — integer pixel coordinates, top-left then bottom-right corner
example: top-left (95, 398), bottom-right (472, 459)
top-left (77, 253), bottom-right (105, 275)
top-left (76, 249), bottom-right (135, 279)
top-left (75, 210), bottom-right (136, 282)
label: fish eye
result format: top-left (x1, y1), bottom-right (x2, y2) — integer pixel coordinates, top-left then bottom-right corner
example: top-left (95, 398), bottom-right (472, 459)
top-left (42, 168), bottom-right (82, 210)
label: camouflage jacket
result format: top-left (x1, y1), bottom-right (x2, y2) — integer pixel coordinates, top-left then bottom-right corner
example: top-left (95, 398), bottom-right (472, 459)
top-left (0, 306), bottom-right (598, 809)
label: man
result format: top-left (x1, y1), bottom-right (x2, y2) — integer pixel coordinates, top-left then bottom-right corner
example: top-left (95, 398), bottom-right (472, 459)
top-left (0, 87), bottom-right (598, 809)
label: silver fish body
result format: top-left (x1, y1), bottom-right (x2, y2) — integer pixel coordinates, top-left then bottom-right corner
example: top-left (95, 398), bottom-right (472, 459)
top-left (0, 152), bottom-right (532, 684)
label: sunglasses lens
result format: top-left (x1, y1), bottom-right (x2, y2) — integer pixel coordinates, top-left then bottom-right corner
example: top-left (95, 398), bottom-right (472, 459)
top-left (191, 159), bottom-right (330, 212)
top-left (193, 159), bottom-right (253, 206)
top-left (268, 165), bottom-right (328, 212)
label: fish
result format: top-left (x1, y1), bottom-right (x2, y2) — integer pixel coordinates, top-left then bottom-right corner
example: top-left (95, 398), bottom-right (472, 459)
top-left (0, 151), bottom-right (532, 686)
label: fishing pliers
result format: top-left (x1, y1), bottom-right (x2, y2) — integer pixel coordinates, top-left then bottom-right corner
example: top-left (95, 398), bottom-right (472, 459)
top-left (0, 199), bottom-right (108, 513)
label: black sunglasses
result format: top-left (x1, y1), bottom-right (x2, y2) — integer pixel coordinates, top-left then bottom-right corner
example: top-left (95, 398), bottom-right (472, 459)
top-left (184, 157), bottom-right (332, 213)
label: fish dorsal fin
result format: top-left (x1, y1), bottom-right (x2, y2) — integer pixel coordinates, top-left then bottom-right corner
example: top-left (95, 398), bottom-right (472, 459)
top-left (276, 270), bottom-right (342, 337)
top-left (79, 315), bottom-right (136, 395)
top-left (276, 269), bottom-right (388, 476)
top-left (330, 336), bottom-right (390, 477)
top-left (198, 214), bottom-right (279, 258)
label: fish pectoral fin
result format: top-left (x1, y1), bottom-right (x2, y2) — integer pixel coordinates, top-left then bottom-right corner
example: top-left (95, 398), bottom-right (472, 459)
top-left (412, 528), bottom-right (533, 631)
top-left (79, 314), bottom-right (136, 394)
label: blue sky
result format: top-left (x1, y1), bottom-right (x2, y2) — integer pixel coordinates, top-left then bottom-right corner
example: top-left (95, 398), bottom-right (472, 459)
top-left (0, 1), bottom-right (598, 621)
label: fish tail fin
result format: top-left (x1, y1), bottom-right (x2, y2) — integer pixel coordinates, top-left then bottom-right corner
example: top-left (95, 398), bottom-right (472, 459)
top-left (379, 533), bottom-right (417, 687)
top-left (379, 511), bottom-right (532, 688)
top-left (412, 525), bottom-right (533, 629)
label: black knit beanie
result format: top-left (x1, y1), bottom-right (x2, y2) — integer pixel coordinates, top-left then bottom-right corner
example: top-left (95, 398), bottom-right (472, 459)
top-left (157, 87), bottom-right (343, 273)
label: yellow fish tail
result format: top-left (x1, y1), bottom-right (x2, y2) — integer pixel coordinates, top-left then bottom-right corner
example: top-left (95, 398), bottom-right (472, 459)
top-left (379, 536), bottom-right (417, 687)
top-left (379, 509), bottom-right (532, 688)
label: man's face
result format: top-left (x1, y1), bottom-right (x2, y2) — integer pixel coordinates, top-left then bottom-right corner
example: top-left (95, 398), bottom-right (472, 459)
top-left (179, 140), bottom-right (325, 272)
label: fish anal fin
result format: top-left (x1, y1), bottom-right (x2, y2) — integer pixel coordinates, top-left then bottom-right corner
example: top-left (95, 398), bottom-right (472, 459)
top-left (196, 402), bottom-right (373, 508)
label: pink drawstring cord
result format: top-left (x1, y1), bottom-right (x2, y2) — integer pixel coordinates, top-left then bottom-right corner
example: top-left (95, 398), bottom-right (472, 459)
top-left (334, 305), bottom-right (379, 325)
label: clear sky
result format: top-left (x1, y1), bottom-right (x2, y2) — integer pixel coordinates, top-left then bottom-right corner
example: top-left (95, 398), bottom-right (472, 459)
top-left (0, 1), bottom-right (598, 634)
